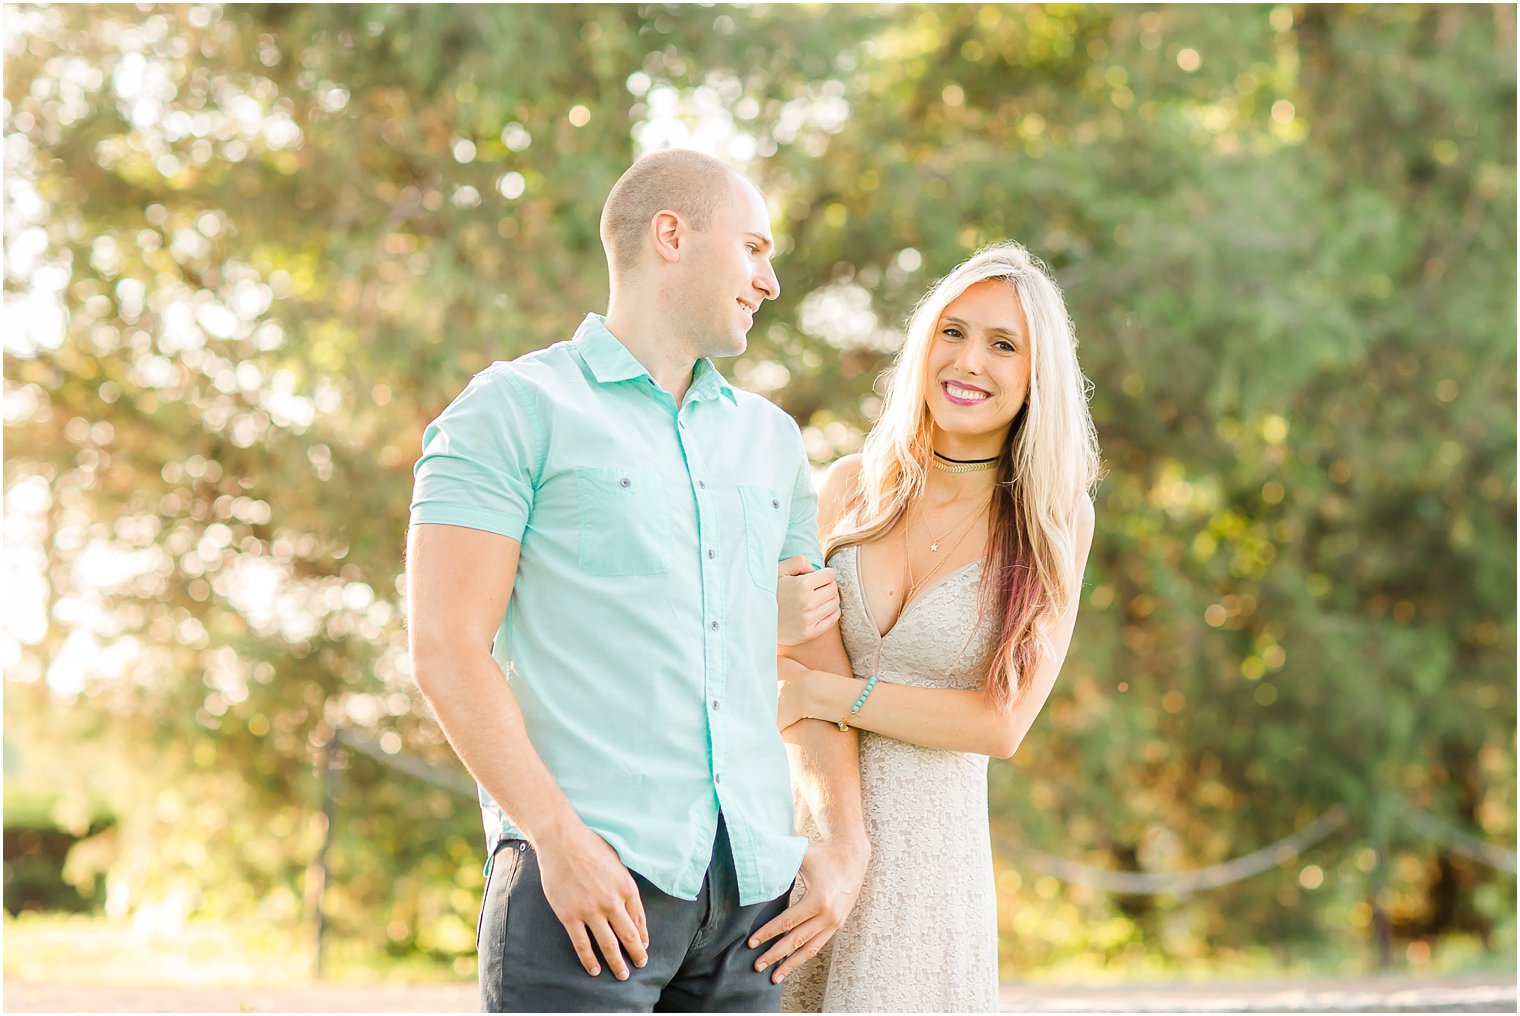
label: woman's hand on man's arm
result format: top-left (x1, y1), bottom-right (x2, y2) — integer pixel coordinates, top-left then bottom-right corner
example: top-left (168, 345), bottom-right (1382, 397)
top-left (776, 557), bottom-right (840, 645)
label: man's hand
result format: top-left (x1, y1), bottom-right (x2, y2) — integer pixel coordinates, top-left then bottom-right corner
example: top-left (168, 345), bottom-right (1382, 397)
top-left (748, 836), bottom-right (870, 984)
top-left (535, 823), bottom-right (650, 980)
top-left (777, 556), bottom-right (840, 646)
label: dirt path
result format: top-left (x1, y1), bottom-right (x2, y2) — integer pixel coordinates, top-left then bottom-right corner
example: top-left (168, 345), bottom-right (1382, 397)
top-left (5, 972), bottom-right (1514, 1012)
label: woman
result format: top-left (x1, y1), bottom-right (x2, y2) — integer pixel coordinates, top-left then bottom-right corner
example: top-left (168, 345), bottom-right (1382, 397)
top-left (775, 242), bottom-right (1100, 1012)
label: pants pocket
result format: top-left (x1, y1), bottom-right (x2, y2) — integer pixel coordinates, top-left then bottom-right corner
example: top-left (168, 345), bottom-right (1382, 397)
top-left (477, 839), bottom-right (525, 953)
top-left (574, 467), bottom-right (669, 576)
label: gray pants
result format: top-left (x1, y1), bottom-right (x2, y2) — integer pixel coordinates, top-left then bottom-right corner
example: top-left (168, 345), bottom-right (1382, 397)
top-left (478, 818), bottom-right (790, 1012)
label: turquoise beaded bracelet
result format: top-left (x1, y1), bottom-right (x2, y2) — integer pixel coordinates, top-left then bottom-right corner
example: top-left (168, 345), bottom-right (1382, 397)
top-left (836, 674), bottom-right (880, 731)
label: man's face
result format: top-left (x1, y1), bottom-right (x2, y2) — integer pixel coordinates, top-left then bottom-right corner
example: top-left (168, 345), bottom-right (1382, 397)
top-left (674, 178), bottom-right (781, 358)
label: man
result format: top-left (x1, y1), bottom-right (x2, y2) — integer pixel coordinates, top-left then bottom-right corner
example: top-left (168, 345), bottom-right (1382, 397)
top-left (406, 149), bottom-right (867, 1012)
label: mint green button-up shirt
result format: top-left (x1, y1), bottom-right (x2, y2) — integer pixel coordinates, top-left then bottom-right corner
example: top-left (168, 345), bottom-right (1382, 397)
top-left (410, 314), bottom-right (818, 904)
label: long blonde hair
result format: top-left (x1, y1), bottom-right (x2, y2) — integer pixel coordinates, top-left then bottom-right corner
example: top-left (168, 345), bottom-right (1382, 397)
top-left (825, 242), bottom-right (1101, 706)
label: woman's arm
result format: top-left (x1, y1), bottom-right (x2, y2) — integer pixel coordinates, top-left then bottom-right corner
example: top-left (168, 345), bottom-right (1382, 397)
top-left (781, 495), bottom-right (1096, 759)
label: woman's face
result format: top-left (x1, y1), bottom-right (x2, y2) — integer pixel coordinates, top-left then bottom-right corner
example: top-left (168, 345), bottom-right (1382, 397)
top-left (921, 279), bottom-right (1032, 445)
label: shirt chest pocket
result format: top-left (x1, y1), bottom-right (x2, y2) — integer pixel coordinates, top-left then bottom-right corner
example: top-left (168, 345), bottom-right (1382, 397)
top-left (574, 467), bottom-right (669, 576)
top-left (739, 484), bottom-right (787, 592)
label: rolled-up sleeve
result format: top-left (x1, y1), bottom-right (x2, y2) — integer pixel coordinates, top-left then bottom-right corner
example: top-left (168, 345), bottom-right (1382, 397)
top-left (780, 424), bottom-right (824, 570)
top-left (410, 368), bottom-right (542, 541)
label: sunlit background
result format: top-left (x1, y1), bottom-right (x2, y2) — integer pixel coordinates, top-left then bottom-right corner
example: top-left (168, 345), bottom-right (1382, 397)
top-left (4, 2), bottom-right (1515, 992)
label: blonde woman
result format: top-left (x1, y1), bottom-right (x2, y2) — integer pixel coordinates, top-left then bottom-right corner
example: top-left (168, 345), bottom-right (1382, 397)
top-left (772, 243), bottom-right (1100, 1011)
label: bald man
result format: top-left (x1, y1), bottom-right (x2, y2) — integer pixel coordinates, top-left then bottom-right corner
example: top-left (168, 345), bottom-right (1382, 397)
top-left (407, 151), bottom-right (868, 1012)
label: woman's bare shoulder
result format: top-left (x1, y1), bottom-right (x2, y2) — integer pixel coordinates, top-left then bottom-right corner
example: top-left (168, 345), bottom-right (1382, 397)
top-left (818, 454), bottom-right (864, 532)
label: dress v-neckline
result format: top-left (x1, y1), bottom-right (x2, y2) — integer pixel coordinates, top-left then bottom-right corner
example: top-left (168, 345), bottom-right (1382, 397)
top-left (851, 544), bottom-right (980, 643)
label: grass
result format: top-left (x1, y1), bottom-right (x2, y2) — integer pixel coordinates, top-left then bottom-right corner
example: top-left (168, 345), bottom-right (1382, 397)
top-left (5, 913), bottom-right (311, 987)
top-left (5, 912), bottom-right (1514, 989)
top-left (2, 913), bottom-right (463, 987)
top-left (1008, 929), bottom-right (1518, 987)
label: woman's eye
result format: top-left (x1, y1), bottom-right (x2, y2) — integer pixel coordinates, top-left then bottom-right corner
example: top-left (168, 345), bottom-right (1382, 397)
top-left (994, 340), bottom-right (1017, 353)
top-left (941, 327), bottom-right (963, 339)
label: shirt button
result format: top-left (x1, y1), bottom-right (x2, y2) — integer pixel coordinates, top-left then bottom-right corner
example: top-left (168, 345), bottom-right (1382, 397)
top-left (771, 499), bottom-right (780, 509)
top-left (711, 700), bottom-right (720, 711)
top-left (714, 773), bottom-right (722, 785)
top-left (710, 621), bottom-right (719, 631)
top-left (707, 549), bottom-right (715, 560)
top-left (698, 480), bottom-right (706, 489)
top-left (619, 477), bottom-right (631, 488)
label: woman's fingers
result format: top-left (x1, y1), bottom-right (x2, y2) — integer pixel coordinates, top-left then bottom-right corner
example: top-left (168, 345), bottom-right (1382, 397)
top-left (814, 605), bottom-right (841, 636)
top-left (806, 578), bottom-right (840, 613)
top-left (807, 601), bottom-right (842, 636)
top-left (808, 566), bottom-right (836, 591)
top-left (777, 565), bottom-right (839, 644)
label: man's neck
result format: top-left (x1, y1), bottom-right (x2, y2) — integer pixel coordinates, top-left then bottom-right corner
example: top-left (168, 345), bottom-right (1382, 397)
top-left (603, 305), bottom-right (699, 404)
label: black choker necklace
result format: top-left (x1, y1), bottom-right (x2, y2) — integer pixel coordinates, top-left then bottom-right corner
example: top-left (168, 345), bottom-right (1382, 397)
top-left (933, 451), bottom-right (999, 464)
top-left (932, 451), bottom-right (998, 474)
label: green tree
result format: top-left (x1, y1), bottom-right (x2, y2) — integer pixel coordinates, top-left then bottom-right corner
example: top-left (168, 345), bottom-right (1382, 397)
top-left (5, 3), bottom-right (1513, 974)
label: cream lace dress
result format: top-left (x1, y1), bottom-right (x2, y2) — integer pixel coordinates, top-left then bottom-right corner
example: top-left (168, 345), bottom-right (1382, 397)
top-left (782, 544), bottom-right (1002, 1013)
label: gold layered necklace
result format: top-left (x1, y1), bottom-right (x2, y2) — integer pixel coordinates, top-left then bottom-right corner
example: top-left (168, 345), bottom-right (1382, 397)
top-left (916, 495), bottom-right (986, 554)
top-left (902, 494), bottom-right (990, 605)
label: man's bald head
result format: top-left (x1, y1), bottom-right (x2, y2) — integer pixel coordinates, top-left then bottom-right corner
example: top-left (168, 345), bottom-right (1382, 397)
top-left (599, 149), bottom-right (747, 275)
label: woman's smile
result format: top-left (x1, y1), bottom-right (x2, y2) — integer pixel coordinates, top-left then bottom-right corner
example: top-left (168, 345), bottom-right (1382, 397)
top-left (941, 380), bottom-right (992, 405)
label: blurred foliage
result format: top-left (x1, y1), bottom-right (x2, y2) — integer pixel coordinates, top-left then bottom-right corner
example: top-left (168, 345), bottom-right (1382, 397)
top-left (3, 2), bottom-right (1514, 978)
top-left (3, 787), bottom-right (116, 916)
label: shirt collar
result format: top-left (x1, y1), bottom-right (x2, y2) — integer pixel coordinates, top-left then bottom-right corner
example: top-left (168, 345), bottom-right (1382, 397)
top-left (573, 314), bottom-right (736, 405)
top-left (689, 356), bottom-right (737, 405)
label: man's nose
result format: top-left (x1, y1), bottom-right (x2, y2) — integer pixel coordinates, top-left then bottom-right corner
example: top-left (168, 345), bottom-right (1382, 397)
top-left (755, 261), bottom-right (780, 302)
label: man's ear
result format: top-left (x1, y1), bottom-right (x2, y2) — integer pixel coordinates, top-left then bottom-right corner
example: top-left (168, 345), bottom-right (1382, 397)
top-left (650, 210), bottom-right (682, 264)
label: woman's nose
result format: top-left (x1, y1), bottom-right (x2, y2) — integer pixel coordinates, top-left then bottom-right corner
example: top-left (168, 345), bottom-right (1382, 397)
top-left (955, 341), bottom-right (985, 374)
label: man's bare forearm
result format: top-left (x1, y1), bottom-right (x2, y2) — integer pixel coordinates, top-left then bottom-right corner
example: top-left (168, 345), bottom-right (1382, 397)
top-left (780, 629), bottom-right (867, 849)
top-left (414, 645), bottom-right (584, 850)
top-left (781, 720), bottom-right (865, 845)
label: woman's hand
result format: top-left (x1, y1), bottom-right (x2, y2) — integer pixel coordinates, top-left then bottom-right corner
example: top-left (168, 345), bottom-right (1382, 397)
top-left (776, 557), bottom-right (841, 646)
top-left (776, 656), bottom-right (816, 730)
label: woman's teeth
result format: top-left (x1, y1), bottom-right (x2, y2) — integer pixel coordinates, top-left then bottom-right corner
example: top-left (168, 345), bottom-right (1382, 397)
top-left (946, 383), bottom-right (988, 401)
